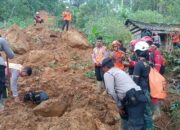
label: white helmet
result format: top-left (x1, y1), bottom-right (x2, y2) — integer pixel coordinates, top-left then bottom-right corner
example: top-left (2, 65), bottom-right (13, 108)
top-left (66, 6), bottom-right (69, 9)
top-left (134, 41), bottom-right (149, 51)
top-left (36, 12), bottom-right (39, 15)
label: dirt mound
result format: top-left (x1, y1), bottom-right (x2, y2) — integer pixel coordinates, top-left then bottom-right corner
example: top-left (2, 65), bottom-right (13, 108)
top-left (0, 21), bottom-right (121, 130)
top-left (61, 29), bottom-right (90, 49)
top-left (33, 96), bottom-right (71, 117)
top-left (0, 11), bottom-right (178, 130)
top-left (5, 24), bottom-right (30, 54)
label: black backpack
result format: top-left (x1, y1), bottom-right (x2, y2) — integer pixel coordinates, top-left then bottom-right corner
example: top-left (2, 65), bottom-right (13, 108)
top-left (24, 91), bottom-right (49, 104)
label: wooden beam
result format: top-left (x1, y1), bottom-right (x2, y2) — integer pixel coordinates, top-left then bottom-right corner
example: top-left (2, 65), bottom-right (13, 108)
top-left (130, 27), bottom-right (139, 32)
top-left (132, 29), bottom-right (141, 34)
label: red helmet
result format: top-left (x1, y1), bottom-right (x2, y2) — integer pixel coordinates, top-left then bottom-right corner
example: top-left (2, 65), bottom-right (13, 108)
top-left (129, 39), bottom-right (139, 47)
top-left (141, 36), bottom-right (153, 43)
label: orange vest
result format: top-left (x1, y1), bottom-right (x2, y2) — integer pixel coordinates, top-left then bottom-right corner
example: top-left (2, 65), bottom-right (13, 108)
top-left (110, 50), bottom-right (125, 70)
top-left (62, 11), bottom-right (71, 20)
top-left (94, 46), bottom-right (107, 63)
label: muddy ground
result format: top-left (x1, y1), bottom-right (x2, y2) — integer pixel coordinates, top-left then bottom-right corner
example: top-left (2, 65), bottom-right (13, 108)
top-left (0, 12), bottom-right (179, 130)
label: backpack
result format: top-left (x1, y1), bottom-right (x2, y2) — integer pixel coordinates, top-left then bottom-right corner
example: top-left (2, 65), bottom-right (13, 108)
top-left (149, 67), bottom-right (167, 99)
top-left (24, 90), bottom-right (49, 104)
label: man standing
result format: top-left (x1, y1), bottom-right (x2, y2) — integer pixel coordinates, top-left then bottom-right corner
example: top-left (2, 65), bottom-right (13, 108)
top-left (102, 57), bottom-right (146, 130)
top-left (6, 63), bottom-right (32, 102)
top-left (92, 36), bottom-right (109, 92)
top-left (0, 38), bottom-right (14, 111)
top-left (110, 40), bottom-right (126, 70)
top-left (62, 6), bottom-right (72, 31)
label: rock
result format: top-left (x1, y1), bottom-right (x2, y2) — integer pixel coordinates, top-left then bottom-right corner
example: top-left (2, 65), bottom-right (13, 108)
top-left (5, 24), bottom-right (30, 54)
top-left (62, 30), bottom-right (90, 49)
top-left (33, 96), bottom-right (70, 117)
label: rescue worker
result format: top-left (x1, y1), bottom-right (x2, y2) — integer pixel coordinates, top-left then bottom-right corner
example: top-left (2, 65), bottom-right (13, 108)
top-left (92, 36), bottom-right (108, 93)
top-left (62, 6), bottom-right (72, 31)
top-left (170, 28), bottom-right (180, 48)
top-left (128, 39), bottom-right (139, 76)
top-left (0, 38), bottom-right (14, 111)
top-left (5, 63), bottom-right (32, 102)
top-left (34, 12), bottom-right (44, 26)
top-left (141, 36), bottom-right (162, 72)
top-left (133, 41), bottom-right (154, 130)
top-left (110, 40), bottom-right (126, 70)
top-left (102, 57), bottom-right (147, 130)
top-left (142, 36), bottom-right (165, 121)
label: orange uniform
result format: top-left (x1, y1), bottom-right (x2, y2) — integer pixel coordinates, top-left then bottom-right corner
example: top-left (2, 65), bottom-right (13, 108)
top-left (62, 11), bottom-right (71, 21)
top-left (110, 50), bottom-right (125, 70)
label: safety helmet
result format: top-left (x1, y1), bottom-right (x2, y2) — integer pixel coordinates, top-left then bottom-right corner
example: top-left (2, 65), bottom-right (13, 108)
top-left (134, 41), bottom-right (149, 52)
top-left (129, 39), bottom-right (139, 47)
top-left (36, 12), bottom-right (39, 15)
top-left (66, 6), bottom-right (69, 9)
top-left (141, 36), bottom-right (153, 43)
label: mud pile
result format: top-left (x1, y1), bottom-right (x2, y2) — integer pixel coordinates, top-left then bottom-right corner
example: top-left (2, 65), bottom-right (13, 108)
top-left (0, 22), bottom-right (119, 130)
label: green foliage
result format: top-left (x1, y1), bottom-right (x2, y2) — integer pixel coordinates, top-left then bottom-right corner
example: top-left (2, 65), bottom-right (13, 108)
top-left (170, 99), bottom-right (180, 118)
top-left (84, 69), bottom-right (95, 79)
top-left (163, 49), bottom-right (180, 74)
top-left (5, 16), bottom-right (33, 28)
top-left (84, 16), bottom-right (132, 45)
top-left (128, 10), bottom-right (166, 23)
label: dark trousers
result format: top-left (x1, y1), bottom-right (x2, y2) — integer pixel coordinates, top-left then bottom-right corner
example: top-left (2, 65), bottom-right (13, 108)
top-left (0, 65), bottom-right (6, 100)
top-left (127, 102), bottom-right (145, 130)
top-left (62, 20), bottom-right (70, 31)
top-left (95, 66), bottom-right (103, 81)
top-left (122, 89), bottom-right (146, 130)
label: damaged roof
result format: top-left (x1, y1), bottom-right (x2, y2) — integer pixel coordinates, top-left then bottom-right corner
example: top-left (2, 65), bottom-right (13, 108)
top-left (125, 19), bottom-right (180, 33)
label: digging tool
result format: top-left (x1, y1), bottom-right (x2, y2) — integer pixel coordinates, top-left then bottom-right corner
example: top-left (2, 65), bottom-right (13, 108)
top-left (4, 56), bottom-right (11, 97)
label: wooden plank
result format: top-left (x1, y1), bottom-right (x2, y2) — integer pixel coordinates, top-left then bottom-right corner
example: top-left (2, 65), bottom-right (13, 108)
top-left (130, 27), bottom-right (139, 32)
top-left (132, 29), bottom-right (141, 34)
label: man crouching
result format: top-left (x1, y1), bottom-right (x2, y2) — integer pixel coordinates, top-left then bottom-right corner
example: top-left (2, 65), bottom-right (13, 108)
top-left (102, 57), bottom-right (146, 130)
top-left (6, 63), bottom-right (32, 102)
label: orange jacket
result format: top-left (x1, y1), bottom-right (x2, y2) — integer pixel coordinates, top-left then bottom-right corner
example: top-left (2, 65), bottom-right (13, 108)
top-left (62, 11), bottom-right (71, 21)
top-left (110, 50), bottom-right (125, 70)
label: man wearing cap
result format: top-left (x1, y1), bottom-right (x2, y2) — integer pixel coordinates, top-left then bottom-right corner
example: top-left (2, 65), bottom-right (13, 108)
top-left (102, 57), bottom-right (147, 130)
top-left (62, 6), bottom-right (72, 31)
